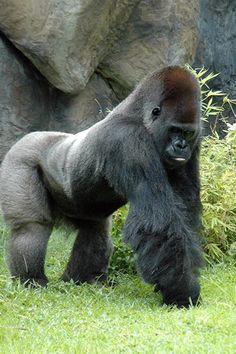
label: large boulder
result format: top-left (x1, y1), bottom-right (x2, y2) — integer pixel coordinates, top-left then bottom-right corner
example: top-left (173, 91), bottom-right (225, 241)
top-left (98, 0), bottom-right (200, 98)
top-left (0, 34), bottom-right (119, 162)
top-left (0, 0), bottom-right (138, 93)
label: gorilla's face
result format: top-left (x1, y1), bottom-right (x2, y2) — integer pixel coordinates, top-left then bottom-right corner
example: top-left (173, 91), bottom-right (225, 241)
top-left (148, 110), bottom-right (200, 168)
top-left (163, 125), bottom-right (198, 167)
top-left (142, 67), bottom-right (201, 168)
top-left (148, 113), bottom-right (200, 168)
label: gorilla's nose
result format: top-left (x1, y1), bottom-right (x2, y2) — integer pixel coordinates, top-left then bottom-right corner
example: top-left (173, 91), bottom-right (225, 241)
top-left (173, 139), bottom-right (187, 150)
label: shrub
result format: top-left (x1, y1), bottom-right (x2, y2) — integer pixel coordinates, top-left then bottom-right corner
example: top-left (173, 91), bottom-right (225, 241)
top-left (201, 125), bottom-right (236, 262)
top-left (193, 66), bottom-right (236, 262)
top-left (109, 206), bottom-right (135, 275)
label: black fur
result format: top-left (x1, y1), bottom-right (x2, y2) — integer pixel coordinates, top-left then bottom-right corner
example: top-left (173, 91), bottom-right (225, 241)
top-left (0, 66), bottom-right (203, 307)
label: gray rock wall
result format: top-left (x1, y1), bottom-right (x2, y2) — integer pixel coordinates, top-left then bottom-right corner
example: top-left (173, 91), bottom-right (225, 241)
top-left (0, 34), bottom-right (50, 159)
top-left (194, 0), bottom-right (236, 97)
top-left (193, 0), bottom-right (236, 131)
top-left (0, 0), bottom-right (235, 161)
top-left (49, 73), bottom-right (119, 133)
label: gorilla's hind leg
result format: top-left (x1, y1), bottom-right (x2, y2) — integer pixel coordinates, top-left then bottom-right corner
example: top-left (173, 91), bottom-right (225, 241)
top-left (8, 223), bottom-right (53, 286)
top-left (62, 218), bottom-right (113, 285)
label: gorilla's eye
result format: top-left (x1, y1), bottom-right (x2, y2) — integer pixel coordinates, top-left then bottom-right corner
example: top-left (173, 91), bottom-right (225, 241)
top-left (152, 106), bottom-right (161, 117)
top-left (183, 130), bottom-right (195, 141)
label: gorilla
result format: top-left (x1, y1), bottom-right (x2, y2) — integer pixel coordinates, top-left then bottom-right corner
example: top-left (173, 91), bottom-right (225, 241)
top-left (0, 66), bottom-right (203, 307)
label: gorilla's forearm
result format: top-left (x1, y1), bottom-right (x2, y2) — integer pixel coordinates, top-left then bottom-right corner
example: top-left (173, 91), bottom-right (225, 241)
top-left (124, 196), bottom-right (202, 307)
top-left (137, 227), bottom-right (202, 307)
top-left (102, 134), bottom-right (202, 307)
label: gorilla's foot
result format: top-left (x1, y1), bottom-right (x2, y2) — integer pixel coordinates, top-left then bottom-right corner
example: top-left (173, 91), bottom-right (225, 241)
top-left (61, 271), bottom-right (108, 286)
top-left (161, 283), bottom-right (201, 308)
top-left (15, 275), bottom-right (48, 287)
top-left (162, 294), bottom-right (200, 308)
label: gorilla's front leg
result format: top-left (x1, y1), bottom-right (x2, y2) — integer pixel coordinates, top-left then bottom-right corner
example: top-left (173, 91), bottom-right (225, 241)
top-left (62, 217), bottom-right (113, 284)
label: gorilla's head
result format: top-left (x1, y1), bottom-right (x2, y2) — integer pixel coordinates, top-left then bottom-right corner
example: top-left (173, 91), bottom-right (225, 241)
top-left (139, 66), bottom-right (201, 168)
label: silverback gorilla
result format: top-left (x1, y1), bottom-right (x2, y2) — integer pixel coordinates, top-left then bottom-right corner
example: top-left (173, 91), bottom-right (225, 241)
top-left (0, 66), bottom-right (203, 307)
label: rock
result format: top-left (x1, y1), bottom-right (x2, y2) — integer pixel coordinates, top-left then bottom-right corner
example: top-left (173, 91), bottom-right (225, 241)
top-left (0, 0), bottom-right (138, 94)
top-left (0, 34), bottom-right (50, 163)
top-left (98, 0), bottom-right (199, 98)
top-left (49, 73), bottom-right (119, 133)
top-left (193, 0), bottom-right (236, 132)
top-left (194, 0), bottom-right (236, 100)
top-left (1, 0), bottom-right (235, 162)
top-left (0, 34), bottom-right (119, 162)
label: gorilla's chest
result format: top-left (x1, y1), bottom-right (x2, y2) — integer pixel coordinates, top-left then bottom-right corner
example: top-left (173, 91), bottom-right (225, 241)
top-left (50, 175), bottom-right (126, 220)
top-left (72, 176), bottom-right (126, 220)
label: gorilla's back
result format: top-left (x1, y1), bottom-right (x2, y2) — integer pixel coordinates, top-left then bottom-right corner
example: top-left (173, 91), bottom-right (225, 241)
top-left (1, 129), bottom-right (125, 224)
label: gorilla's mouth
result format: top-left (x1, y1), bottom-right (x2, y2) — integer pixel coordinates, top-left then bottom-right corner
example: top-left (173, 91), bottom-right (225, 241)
top-left (164, 154), bottom-right (190, 168)
top-left (174, 157), bottom-right (186, 162)
top-left (164, 145), bottom-right (191, 167)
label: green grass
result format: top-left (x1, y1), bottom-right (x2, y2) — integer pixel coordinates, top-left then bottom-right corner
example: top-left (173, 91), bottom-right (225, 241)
top-left (0, 224), bottom-right (236, 353)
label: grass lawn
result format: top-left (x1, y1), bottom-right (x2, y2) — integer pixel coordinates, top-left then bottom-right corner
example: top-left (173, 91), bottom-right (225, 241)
top-left (0, 223), bottom-right (236, 354)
